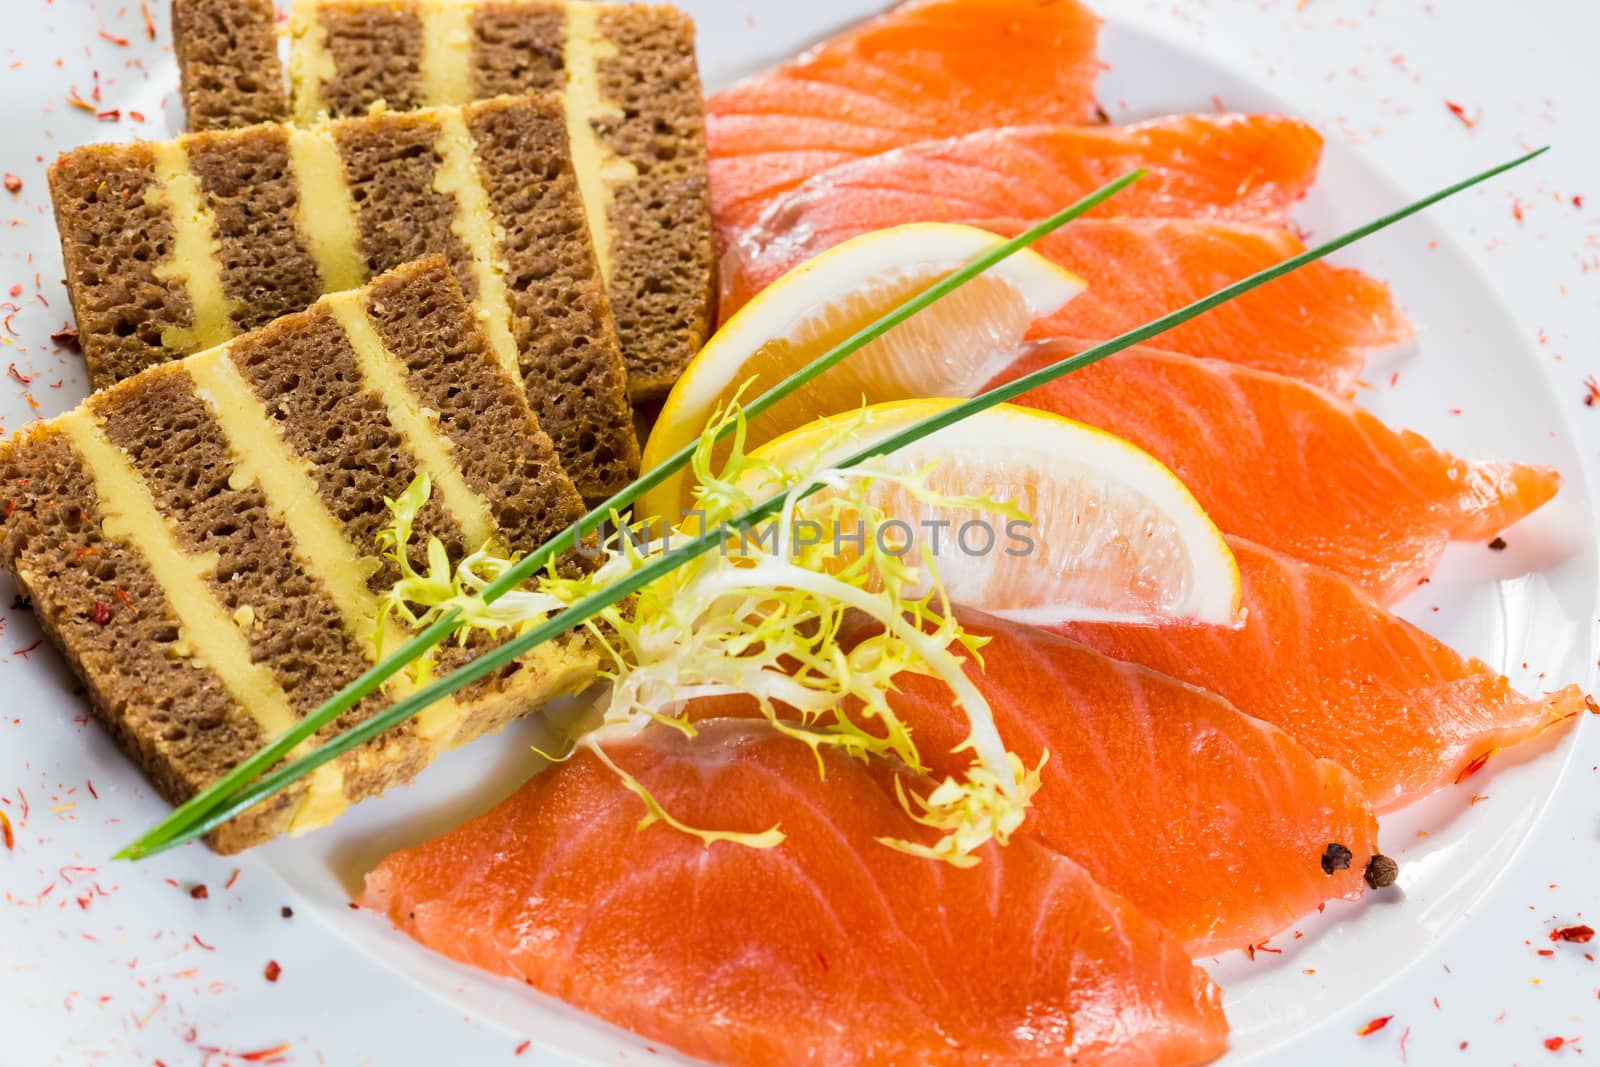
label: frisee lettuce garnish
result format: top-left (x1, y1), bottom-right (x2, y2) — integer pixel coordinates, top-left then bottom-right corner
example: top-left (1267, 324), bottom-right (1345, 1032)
top-left (374, 396), bottom-right (1042, 866)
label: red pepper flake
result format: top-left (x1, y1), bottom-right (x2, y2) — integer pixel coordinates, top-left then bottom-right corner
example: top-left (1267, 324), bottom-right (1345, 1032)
top-left (128, 110), bottom-right (146, 124)
top-left (225, 867), bottom-right (241, 890)
top-left (1455, 748), bottom-right (1498, 783)
top-left (113, 588), bottom-right (135, 610)
top-left (263, 960), bottom-right (281, 982)
top-left (1444, 100), bottom-right (1479, 128)
top-left (14, 639), bottom-right (42, 658)
top-left (97, 29), bottom-right (130, 47)
top-left (89, 601), bottom-right (111, 626)
top-left (7, 364), bottom-right (31, 385)
top-left (515, 1040), bottom-right (531, 1055)
top-left (1553, 925), bottom-right (1595, 944)
top-left (85, 779), bottom-right (97, 800)
top-left (1575, 195), bottom-right (1586, 208)
top-left (140, 0), bottom-right (158, 39)
top-left (239, 1045), bottom-right (291, 1063)
top-left (96, 109), bottom-right (121, 123)
top-left (1584, 375), bottom-right (1600, 407)
top-left (65, 88), bottom-right (96, 113)
top-left (192, 934), bottom-right (215, 950)
top-left (1356, 1015), bottom-right (1393, 1037)
top-left (1400, 1025), bottom-right (1411, 1063)
top-left (1539, 949), bottom-right (1557, 957)
top-left (1545, 1035), bottom-right (1581, 1051)
top-left (189, 883), bottom-right (208, 900)
top-left (49, 324), bottom-right (80, 350)
top-left (0, 808), bottom-right (12, 850)
top-left (1513, 199), bottom-right (1525, 222)
top-left (2, 174), bottom-right (19, 195)
top-left (1470, 794), bottom-right (1489, 805)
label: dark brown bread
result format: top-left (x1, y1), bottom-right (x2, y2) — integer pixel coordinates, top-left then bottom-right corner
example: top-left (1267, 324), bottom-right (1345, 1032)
top-left (0, 426), bottom-right (295, 851)
top-left (330, 109), bottom-right (482, 306)
top-left (594, 5), bottom-right (714, 402)
top-left (46, 145), bottom-right (193, 388)
top-left (287, 0), bottom-right (714, 403)
top-left (467, 93), bottom-right (640, 501)
top-left (0, 259), bottom-right (597, 851)
top-left (305, 2), bottom-right (427, 118)
top-left (361, 256), bottom-right (587, 548)
top-left (186, 126), bottom-right (326, 336)
top-left (173, 0), bottom-right (289, 131)
top-left (470, 2), bottom-right (567, 96)
top-left (47, 95), bottom-right (639, 506)
top-left (223, 292), bottom-right (471, 592)
top-left (95, 362), bottom-right (408, 807)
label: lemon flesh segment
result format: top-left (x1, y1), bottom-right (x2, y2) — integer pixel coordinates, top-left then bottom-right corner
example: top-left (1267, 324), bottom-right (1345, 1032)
top-left (750, 399), bottom-right (1244, 629)
top-left (640, 223), bottom-right (1084, 524)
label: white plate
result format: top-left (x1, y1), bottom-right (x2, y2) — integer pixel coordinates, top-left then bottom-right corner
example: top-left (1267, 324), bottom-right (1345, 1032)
top-left (0, 2), bottom-right (1594, 1064)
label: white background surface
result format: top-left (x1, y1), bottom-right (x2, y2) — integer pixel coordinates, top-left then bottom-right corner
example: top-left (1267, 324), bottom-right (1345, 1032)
top-left (1, 1), bottom-right (1598, 1064)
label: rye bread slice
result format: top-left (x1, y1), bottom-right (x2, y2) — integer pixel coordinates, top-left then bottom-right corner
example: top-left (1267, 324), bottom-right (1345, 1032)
top-left (285, 0), bottom-right (713, 403)
top-left (0, 257), bottom-right (598, 852)
top-left (47, 93), bottom-right (638, 504)
top-left (173, 0), bottom-right (289, 130)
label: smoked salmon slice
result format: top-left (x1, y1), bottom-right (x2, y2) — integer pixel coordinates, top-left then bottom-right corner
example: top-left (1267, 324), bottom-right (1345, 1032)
top-left (1056, 538), bottom-right (1587, 812)
top-left (802, 613), bottom-right (1378, 954)
top-left (987, 341), bottom-right (1562, 601)
top-left (707, 0), bottom-right (1103, 248)
top-left (725, 217), bottom-right (1409, 391)
top-left (362, 724), bottom-right (1229, 1067)
top-left (731, 115), bottom-right (1324, 264)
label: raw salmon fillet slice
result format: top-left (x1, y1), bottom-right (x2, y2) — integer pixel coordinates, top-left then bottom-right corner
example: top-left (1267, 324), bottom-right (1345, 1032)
top-left (724, 218), bottom-right (1408, 391)
top-left (731, 114), bottom-right (1324, 265)
top-left (361, 724), bottom-right (1229, 1067)
top-left (707, 0), bottom-right (1103, 248)
top-left (692, 613), bottom-right (1381, 954)
top-left (988, 341), bottom-right (1562, 601)
top-left (1057, 538), bottom-right (1587, 812)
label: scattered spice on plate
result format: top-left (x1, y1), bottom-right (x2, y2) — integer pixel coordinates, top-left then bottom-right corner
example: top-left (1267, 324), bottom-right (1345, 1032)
top-left (238, 1044), bottom-right (291, 1063)
top-left (0, 808), bottom-right (12, 850)
top-left (48, 324), bottom-right (79, 350)
top-left (1552, 925), bottom-right (1595, 944)
top-left (280, 906), bottom-right (294, 919)
top-left (1444, 100), bottom-right (1479, 128)
top-left (1455, 748), bottom-right (1498, 783)
top-left (1584, 375), bottom-right (1600, 407)
top-left (263, 960), bottom-right (281, 983)
top-left (188, 884), bottom-right (207, 900)
top-left (1356, 1015), bottom-right (1393, 1037)
top-left (2, 174), bottom-right (19, 195)
top-left (1320, 842), bottom-right (1353, 874)
top-left (1489, 536), bottom-right (1508, 551)
top-left (1364, 854), bottom-right (1399, 889)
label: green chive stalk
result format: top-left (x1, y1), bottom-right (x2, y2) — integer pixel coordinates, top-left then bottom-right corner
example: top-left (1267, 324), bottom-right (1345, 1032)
top-left (117, 172), bottom-right (1146, 859)
top-left (121, 147), bottom-right (1547, 859)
